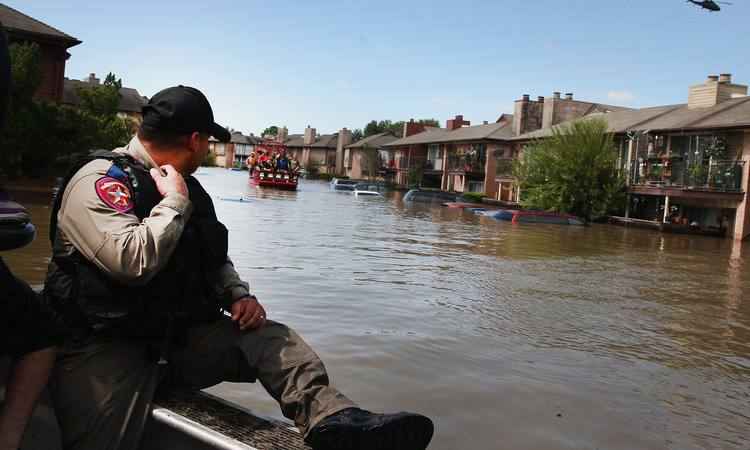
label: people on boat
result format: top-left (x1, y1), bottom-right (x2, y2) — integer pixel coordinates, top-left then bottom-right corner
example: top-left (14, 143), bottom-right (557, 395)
top-left (245, 151), bottom-right (257, 171)
top-left (0, 25), bottom-right (61, 450)
top-left (44, 85), bottom-right (434, 450)
top-left (276, 149), bottom-right (290, 172)
top-left (290, 155), bottom-right (301, 173)
top-left (258, 149), bottom-right (272, 170)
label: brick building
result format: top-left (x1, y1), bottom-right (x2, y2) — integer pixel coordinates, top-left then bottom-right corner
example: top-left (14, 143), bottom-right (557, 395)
top-left (1, 3), bottom-right (81, 103)
top-left (512, 73), bottom-right (750, 240)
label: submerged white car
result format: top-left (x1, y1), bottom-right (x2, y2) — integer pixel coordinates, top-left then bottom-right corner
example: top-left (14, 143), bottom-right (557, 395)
top-left (353, 189), bottom-right (383, 197)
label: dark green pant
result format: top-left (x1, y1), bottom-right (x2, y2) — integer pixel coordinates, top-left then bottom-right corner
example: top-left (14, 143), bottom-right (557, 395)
top-left (50, 319), bottom-right (355, 450)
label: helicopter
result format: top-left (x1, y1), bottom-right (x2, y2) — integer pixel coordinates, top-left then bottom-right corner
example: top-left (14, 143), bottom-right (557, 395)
top-left (687, 0), bottom-right (731, 11)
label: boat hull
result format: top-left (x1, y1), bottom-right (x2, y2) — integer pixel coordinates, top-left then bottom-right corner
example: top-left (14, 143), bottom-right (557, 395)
top-left (251, 170), bottom-right (298, 191)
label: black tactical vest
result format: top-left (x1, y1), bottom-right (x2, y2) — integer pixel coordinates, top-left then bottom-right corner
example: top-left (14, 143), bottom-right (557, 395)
top-left (44, 151), bottom-right (229, 338)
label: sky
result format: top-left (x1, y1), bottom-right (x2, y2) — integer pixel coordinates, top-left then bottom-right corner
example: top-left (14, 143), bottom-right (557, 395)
top-left (8, 0), bottom-right (750, 136)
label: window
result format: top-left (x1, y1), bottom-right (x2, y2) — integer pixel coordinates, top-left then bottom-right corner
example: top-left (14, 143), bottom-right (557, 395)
top-left (448, 143), bottom-right (486, 172)
top-left (468, 180), bottom-right (484, 192)
top-left (427, 144), bottom-right (442, 171)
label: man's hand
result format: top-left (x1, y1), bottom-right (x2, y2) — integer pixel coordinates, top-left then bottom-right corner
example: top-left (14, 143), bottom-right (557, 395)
top-left (149, 165), bottom-right (188, 197)
top-left (230, 296), bottom-right (266, 331)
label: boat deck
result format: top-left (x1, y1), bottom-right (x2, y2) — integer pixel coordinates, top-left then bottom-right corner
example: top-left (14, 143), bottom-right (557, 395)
top-left (144, 390), bottom-right (311, 450)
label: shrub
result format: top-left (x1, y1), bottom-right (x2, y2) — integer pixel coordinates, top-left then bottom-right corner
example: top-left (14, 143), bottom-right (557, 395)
top-left (460, 192), bottom-right (485, 203)
top-left (202, 151), bottom-right (217, 167)
top-left (513, 118), bottom-right (625, 222)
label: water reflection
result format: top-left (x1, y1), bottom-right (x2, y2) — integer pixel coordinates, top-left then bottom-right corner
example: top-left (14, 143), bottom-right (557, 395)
top-left (4, 168), bottom-right (750, 450)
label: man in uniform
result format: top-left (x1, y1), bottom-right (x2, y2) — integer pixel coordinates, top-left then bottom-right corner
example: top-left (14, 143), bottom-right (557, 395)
top-left (0, 22), bottom-right (62, 450)
top-left (45, 85), bottom-right (433, 450)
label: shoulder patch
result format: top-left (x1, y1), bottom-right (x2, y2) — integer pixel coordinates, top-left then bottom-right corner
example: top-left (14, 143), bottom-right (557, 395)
top-left (106, 164), bottom-right (129, 182)
top-left (95, 177), bottom-right (134, 213)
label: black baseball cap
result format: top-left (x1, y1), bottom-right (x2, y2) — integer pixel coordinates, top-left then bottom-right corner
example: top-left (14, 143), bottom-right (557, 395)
top-left (141, 85), bottom-right (231, 142)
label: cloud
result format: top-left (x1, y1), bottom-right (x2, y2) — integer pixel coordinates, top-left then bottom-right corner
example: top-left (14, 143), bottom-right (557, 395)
top-left (607, 91), bottom-right (635, 102)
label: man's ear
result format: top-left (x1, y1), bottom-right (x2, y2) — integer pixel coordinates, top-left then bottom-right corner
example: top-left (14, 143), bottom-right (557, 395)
top-left (188, 132), bottom-right (203, 152)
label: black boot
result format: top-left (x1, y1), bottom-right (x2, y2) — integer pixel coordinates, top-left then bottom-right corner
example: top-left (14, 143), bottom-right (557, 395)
top-left (305, 407), bottom-right (434, 450)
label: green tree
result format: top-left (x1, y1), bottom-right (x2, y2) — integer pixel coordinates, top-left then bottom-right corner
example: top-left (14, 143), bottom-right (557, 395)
top-left (351, 128), bottom-right (363, 143)
top-left (363, 120), bottom-right (385, 137)
top-left (74, 71), bottom-right (131, 151)
top-left (407, 167), bottom-right (423, 188)
top-left (7, 42), bottom-right (42, 109)
top-left (360, 144), bottom-right (380, 180)
top-left (202, 149), bottom-right (217, 167)
top-left (363, 119), bottom-right (439, 137)
top-left (418, 118), bottom-right (440, 128)
top-left (513, 118), bottom-right (625, 222)
top-left (76, 72), bottom-right (122, 117)
top-left (0, 43), bottom-right (131, 177)
top-left (262, 125), bottom-right (279, 137)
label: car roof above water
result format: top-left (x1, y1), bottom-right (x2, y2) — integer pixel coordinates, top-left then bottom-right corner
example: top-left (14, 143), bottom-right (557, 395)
top-left (403, 189), bottom-right (458, 203)
top-left (331, 178), bottom-right (360, 185)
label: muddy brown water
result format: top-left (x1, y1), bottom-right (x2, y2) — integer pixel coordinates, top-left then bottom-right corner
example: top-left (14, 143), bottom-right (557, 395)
top-left (4, 167), bottom-right (749, 450)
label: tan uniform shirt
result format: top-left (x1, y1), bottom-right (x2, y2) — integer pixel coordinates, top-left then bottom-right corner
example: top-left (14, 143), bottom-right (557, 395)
top-left (55, 135), bottom-right (250, 307)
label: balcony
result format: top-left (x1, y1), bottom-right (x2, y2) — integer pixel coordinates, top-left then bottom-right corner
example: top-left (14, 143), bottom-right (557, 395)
top-left (424, 159), bottom-right (443, 172)
top-left (378, 157), bottom-right (396, 170)
top-left (631, 160), bottom-right (745, 192)
top-left (447, 155), bottom-right (485, 174)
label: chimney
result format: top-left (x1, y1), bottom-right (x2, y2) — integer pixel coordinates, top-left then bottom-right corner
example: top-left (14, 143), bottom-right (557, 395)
top-left (84, 73), bottom-right (100, 85)
top-left (277, 126), bottom-right (288, 143)
top-left (564, 93), bottom-right (574, 100)
top-left (689, 73), bottom-right (748, 109)
top-left (537, 96), bottom-right (545, 103)
top-left (336, 128), bottom-right (353, 175)
top-left (513, 94), bottom-right (544, 136)
top-left (304, 126), bottom-right (316, 145)
top-left (446, 114), bottom-right (470, 130)
top-left (403, 119), bottom-right (426, 138)
top-left (553, 92), bottom-right (561, 99)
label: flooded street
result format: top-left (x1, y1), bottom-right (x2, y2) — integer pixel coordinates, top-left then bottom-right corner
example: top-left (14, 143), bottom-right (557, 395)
top-left (5, 167), bottom-right (750, 450)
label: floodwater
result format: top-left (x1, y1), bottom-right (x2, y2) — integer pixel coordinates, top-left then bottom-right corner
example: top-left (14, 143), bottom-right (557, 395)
top-left (5, 167), bottom-right (750, 450)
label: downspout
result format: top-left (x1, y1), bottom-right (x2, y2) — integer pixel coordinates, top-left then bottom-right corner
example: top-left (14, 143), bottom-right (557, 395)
top-left (625, 132), bottom-right (636, 219)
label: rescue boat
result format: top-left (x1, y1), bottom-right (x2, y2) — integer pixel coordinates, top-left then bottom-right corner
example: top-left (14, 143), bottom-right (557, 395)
top-left (248, 140), bottom-right (299, 191)
top-left (252, 169), bottom-right (298, 191)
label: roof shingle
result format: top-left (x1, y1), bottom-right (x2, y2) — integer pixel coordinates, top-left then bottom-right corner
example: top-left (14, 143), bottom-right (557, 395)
top-left (0, 3), bottom-right (80, 46)
top-left (346, 132), bottom-right (399, 149)
top-left (285, 133), bottom-right (339, 148)
top-left (510, 97), bottom-right (750, 140)
top-left (384, 120), bottom-right (514, 147)
top-left (62, 78), bottom-right (147, 113)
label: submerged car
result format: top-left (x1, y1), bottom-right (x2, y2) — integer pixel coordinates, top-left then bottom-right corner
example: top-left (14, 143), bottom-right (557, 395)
top-left (330, 178), bottom-right (361, 191)
top-left (482, 209), bottom-right (584, 226)
top-left (354, 189), bottom-right (383, 197)
top-left (403, 189), bottom-right (458, 203)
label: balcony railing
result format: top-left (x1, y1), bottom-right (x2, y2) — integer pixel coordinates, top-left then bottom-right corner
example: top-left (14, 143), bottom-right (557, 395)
top-left (631, 160), bottom-right (745, 192)
top-left (378, 157), bottom-right (396, 171)
top-left (447, 155), bottom-right (485, 173)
